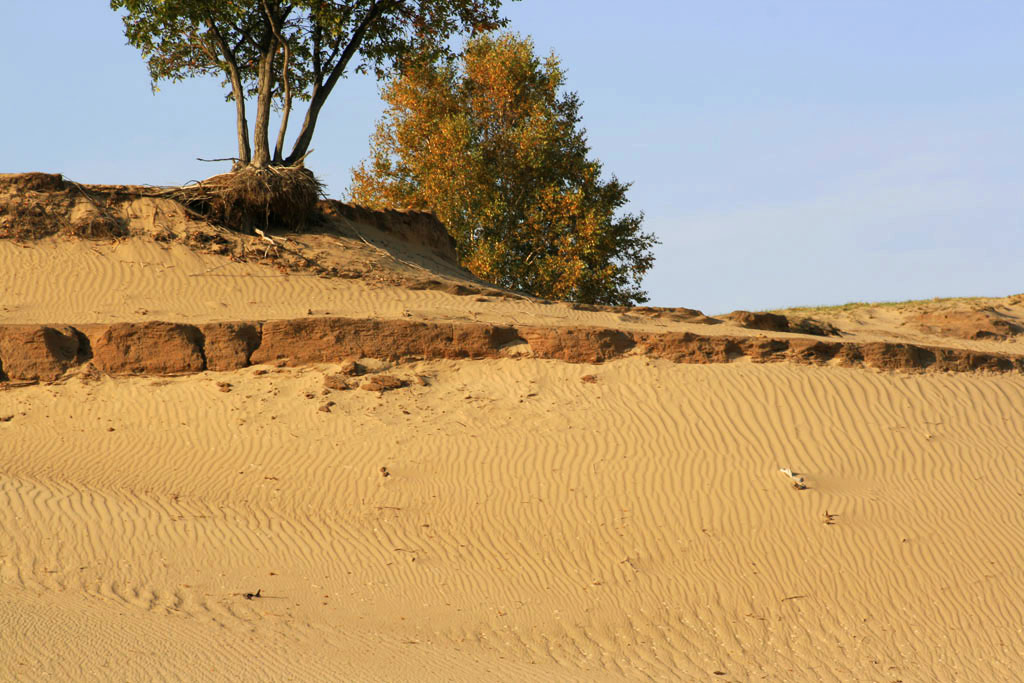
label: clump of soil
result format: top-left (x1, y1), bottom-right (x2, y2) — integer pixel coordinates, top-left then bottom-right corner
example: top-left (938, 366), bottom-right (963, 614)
top-left (69, 200), bottom-right (123, 238)
top-left (0, 173), bottom-right (125, 240)
top-left (324, 360), bottom-right (368, 391)
top-left (361, 375), bottom-right (408, 392)
top-left (324, 374), bottom-right (354, 391)
top-left (337, 360), bottom-right (365, 376)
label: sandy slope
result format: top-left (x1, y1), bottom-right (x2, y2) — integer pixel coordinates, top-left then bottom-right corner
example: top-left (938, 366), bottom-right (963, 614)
top-left (3, 357), bottom-right (1024, 681)
top-left (2, 183), bottom-right (1024, 680)
top-left (0, 237), bottom-right (680, 336)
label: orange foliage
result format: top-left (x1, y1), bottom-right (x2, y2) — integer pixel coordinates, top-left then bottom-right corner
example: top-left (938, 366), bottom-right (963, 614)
top-left (349, 33), bottom-right (657, 305)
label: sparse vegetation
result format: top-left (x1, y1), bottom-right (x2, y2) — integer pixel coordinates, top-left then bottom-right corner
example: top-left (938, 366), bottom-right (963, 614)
top-left (769, 296), bottom-right (997, 316)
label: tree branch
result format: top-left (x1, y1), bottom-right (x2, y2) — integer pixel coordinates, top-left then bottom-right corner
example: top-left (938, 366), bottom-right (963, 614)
top-left (312, 11), bottom-right (322, 79)
top-left (322, 33), bottom-right (346, 79)
top-left (262, 0), bottom-right (293, 163)
top-left (321, 0), bottom-right (392, 95)
top-left (286, 0), bottom-right (397, 164)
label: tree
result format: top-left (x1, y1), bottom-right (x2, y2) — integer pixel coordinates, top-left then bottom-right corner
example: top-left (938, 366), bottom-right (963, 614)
top-left (111, 0), bottom-right (510, 169)
top-left (349, 33), bottom-right (658, 305)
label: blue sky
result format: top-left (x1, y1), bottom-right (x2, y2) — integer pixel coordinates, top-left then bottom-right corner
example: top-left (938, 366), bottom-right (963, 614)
top-left (3, 1), bottom-right (1021, 311)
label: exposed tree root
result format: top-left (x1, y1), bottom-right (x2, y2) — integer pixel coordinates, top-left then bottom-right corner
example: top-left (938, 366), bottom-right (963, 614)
top-left (169, 165), bottom-right (324, 233)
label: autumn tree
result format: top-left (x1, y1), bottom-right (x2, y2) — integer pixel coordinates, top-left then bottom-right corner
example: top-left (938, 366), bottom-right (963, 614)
top-left (111, 0), bottom-right (510, 169)
top-left (349, 33), bottom-right (657, 305)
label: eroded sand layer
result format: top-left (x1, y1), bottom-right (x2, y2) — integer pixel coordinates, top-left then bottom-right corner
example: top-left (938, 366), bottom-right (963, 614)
top-left (3, 358), bottom-right (1023, 681)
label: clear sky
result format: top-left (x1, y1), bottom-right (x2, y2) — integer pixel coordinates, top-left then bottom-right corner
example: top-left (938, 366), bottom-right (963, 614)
top-left (3, 1), bottom-right (1022, 312)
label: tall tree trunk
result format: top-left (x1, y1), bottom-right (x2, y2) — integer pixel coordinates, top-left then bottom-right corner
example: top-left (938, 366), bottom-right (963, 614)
top-left (229, 71), bottom-right (252, 166)
top-left (263, 0), bottom-right (292, 164)
top-left (206, 20), bottom-right (251, 166)
top-left (283, 85), bottom-right (326, 166)
top-left (272, 68), bottom-right (292, 164)
top-left (251, 43), bottom-right (278, 168)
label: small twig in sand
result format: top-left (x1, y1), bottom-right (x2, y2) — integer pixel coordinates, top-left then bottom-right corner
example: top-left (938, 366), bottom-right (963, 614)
top-left (253, 228), bottom-right (281, 258)
top-left (254, 227), bottom-right (278, 245)
top-left (0, 380), bottom-right (39, 390)
top-left (188, 261), bottom-right (234, 277)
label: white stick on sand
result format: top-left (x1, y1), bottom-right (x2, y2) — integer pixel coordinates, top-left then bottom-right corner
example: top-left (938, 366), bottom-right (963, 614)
top-left (779, 467), bottom-right (807, 489)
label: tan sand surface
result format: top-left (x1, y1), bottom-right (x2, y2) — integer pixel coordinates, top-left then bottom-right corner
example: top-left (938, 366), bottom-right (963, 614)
top-left (2, 185), bottom-right (1024, 680)
top-left (3, 357), bottom-right (1024, 680)
top-left (0, 236), bottom-right (610, 329)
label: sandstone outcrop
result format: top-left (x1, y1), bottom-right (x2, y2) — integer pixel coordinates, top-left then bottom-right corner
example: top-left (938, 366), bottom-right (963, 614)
top-left (913, 310), bottom-right (1023, 341)
top-left (725, 310), bottom-right (840, 337)
top-left (571, 303), bottom-right (722, 325)
top-left (90, 322), bottom-right (205, 375)
top-left (636, 332), bottom-right (740, 364)
top-left (2, 317), bottom-right (1022, 384)
top-left (0, 325), bottom-right (84, 381)
top-left (726, 310), bottom-right (791, 332)
top-left (516, 326), bottom-right (635, 363)
top-left (250, 318), bottom-right (519, 365)
top-left (200, 322), bottom-right (261, 371)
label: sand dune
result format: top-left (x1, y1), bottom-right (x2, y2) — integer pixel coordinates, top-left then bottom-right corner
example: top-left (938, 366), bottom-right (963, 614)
top-left (4, 358), bottom-right (1023, 680)
top-left (2, 175), bottom-right (1024, 680)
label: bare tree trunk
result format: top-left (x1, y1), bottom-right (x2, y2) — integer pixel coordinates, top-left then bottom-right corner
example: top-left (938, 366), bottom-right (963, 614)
top-left (263, 0), bottom-right (293, 164)
top-left (206, 21), bottom-right (251, 166)
top-left (272, 50), bottom-right (292, 164)
top-left (283, 85), bottom-right (325, 167)
top-left (231, 78), bottom-right (253, 167)
top-left (251, 44), bottom-right (277, 168)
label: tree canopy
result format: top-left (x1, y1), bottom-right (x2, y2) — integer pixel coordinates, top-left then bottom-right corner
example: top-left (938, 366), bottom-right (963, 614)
top-left (349, 33), bottom-right (658, 305)
top-left (111, 0), bottom-right (510, 168)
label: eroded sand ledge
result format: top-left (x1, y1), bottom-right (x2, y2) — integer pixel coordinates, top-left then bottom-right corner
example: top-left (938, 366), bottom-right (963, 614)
top-left (1, 316), bottom-right (1022, 383)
